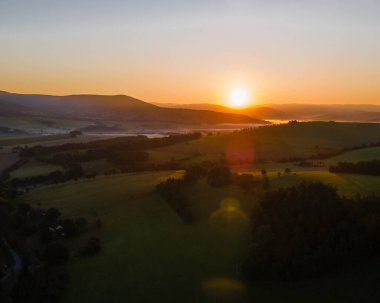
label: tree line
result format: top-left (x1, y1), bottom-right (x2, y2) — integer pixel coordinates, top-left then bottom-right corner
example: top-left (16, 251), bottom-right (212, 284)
top-left (280, 141), bottom-right (380, 163)
top-left (20, 133), bottom-right (201, 160)
top-left (10, 163), bottom-right (85, 188)
top-left (157, 163), bottom-right (271, 223)
top-left (329, 160), bottom-right (380, 176)
top-left (243, 182), bottom-right (380, 280)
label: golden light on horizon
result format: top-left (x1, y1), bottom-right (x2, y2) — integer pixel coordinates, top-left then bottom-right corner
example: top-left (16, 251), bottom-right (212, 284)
top-left (227, 88), bottom-right (251, 109)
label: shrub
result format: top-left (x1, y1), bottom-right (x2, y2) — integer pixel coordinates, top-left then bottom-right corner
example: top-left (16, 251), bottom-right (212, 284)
top-left (42, 243), bottom-right (69, 264)
top-left (207, 166), bottom-right (231, 187)
top-left (81, 237), bottom-right (101, 256)
top-left (184, 164), bottom-right (206, 183)
top-left (236, 174), bottom-right (255, 191)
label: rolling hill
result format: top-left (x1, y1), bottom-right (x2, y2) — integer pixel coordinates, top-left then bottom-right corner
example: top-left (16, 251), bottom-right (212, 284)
top-left (154, 102), bottom-right (289, 120)
top-left (156, 102), bottom-right (380, 122)
top-left (0, 92), bottom-right (265, 125)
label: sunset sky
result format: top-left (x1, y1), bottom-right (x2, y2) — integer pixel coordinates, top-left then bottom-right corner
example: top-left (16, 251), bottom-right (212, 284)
top-left (0, 0), bottom-right (379, 105)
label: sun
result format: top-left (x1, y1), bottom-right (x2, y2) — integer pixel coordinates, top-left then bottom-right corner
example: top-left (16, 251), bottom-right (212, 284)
top-left (228, 88), bottom-right (250, 108)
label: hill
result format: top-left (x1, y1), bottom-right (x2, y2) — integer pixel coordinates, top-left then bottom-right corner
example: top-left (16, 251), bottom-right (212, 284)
top-left (0, 98), bottom-right (31, 115)
top-left (150, 121), bottom-right (380, 163)
top-left (0, 92), bottom-right (264, 125)
top-left (156, 102), bottom-right (380, 122)
top-left (153, 102), bottom-right (232, 113)
top-left (268, 103), bottom-right (380, 121)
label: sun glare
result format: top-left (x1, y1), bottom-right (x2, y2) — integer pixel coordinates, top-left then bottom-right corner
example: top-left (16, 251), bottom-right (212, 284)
top-left (228, 88), bottom-right (250, 108)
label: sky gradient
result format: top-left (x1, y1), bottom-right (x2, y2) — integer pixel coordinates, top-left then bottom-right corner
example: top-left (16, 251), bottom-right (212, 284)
top-left (0, 0), bottom-right (379, 105)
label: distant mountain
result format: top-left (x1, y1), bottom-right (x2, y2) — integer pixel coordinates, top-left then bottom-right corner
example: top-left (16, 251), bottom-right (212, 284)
top-left (154, 102), bottom-right (231, 113)
top-left (4, 91), bottom-right (377, 124)
top-left (0, 92), bottom-right (264, 125)
top-left (241, 106), bottom-right (289, 120)
top-left (154, 103), bottom-right (290, 120)
top-left (267, 104), bottom-right (380, 122)
top-left (156, 102), bottom-right (380, 122)
top-left (0, 98), bottom-right (30, 115)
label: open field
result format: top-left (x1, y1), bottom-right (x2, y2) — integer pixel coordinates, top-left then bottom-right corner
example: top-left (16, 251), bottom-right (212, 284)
top-left (6, 122), bottom-right (380, 302)
top-left (151, 122), bottom-right (380, 163)
top-left (0, 134), bottom-right (76, 147)
top-left (4, 122), bottom-right (380, 176)
top-left (256, 170), bottom-right (380, 196)
top-left (16, 167), bottom-right (380, 303)
top-left (0, 115), bottom-right (97, 138)
top-left (327, 146), bottom-right (380, 164)
top-left (18, 172), bottom-right (249, 303)
top-left (0, 133), bottom-right (126, 148)
top-left (10, 160), bottom-right (63, 179)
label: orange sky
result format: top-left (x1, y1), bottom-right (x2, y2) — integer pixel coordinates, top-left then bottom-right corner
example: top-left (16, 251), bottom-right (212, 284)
top-left (1, 1), bottom-right (379, 105)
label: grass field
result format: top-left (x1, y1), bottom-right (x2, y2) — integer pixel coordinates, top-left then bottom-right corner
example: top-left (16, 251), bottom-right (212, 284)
top-left (267, 170), bottom-right (380, 196)
top-left (10, 160), bottom-right (63, 179)
top-left (8, 122), bottom-right (380, 302)
top-left (0, 133), bottom-right (125, 148)
top-left (151, 122), bottom-right (380, 163)
top-left (0, 134), bottom-right (70, 147)
top-left (327, 146), bottom-right (380, 164)
top-left (19, 172), bottom-right (249, 303)
top-left (16, 167), bottom-right (380, 303)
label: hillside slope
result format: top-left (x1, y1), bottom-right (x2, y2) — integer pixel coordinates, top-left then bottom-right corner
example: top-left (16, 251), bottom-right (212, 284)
top-left (0, 92), bottom-right (264, 124)
top-left (157, 102), bottom-right (380, 122)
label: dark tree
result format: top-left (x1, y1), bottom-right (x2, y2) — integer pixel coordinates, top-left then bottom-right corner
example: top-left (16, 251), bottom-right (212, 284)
top-left (40, 228), bottom-right (54, 244)
top-left (236, 174), bottom-right (255, 191)
top-left (45, 208), bottom-right (61, 223)
top-left (75, 217), bottom-right (88, 230)
top-left (61, 219), bottom-right (77, 237)
top-left (81, 237), bottom-right (101, 256)
top-left (184, 164), bottom-right (206, 183)
top-left (17, 203), bottom-right (31, 217)
top-left (156, 178), bottom-right (195, 223)
top-left (207, 165), bottom-right (231, 187)
top-left (330, 160), bottom-right (380, 176)
top-left (243, 182), bottom-right (380, 280)
top-left (42, 243), bottom-right (69, 264)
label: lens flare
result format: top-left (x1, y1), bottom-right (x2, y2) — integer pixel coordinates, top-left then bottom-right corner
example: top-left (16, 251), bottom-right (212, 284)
top-left (225, 133), bottom-right (255, 170)
top-left (209, 198), bottom-right (249, 235)
top-left (202, 277), bottom-right (247, 302)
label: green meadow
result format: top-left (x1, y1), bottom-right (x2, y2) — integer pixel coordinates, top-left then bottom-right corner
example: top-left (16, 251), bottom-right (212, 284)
top-left (151, 122), bottom-right (380, 163)
top-left (8, 122), bottom-right (380, 302)
top-left (17, 167), bottom-right (380, 303)
top-left (10, 160), bottom-right (63, 179)
top-left (18, 172), bottom-right (250, 303)
top-left (328, 146), bottom-right (380, 164)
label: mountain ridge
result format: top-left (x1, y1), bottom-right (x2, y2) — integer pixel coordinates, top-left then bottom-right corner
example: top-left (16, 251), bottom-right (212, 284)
top-left (0, 92), bottom-right (266, 125)
top-left (154, 102), bottom-right (380, 122)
